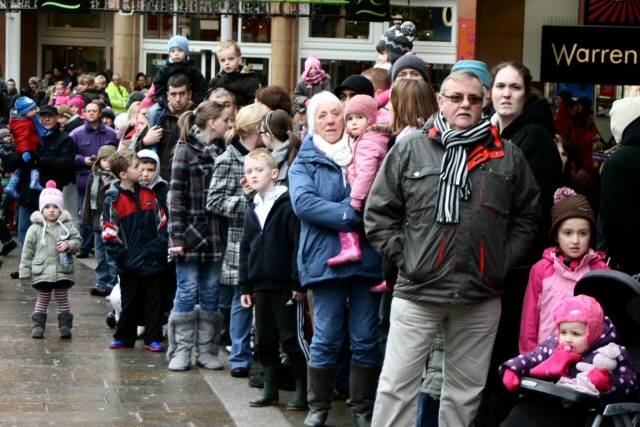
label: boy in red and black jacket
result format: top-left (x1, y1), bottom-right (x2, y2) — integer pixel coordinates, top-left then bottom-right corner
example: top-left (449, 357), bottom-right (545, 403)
top-left (102, 151), bottom-right (168, 352)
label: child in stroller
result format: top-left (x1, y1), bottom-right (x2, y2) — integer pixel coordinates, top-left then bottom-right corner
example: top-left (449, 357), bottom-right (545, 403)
top-left (500, 271), bottom-right (640, 427)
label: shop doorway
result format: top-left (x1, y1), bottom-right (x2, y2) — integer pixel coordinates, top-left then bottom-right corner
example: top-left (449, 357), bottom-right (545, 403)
top-left (42, 45), bottom-right (106, 74)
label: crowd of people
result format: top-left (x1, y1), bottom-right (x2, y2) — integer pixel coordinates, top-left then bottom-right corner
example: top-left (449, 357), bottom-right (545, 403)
top-left (0, 21), bottom-right (639, 427)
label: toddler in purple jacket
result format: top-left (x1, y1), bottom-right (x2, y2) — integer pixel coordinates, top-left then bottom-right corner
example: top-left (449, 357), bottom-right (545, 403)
top-left (500, 295), bottom-right (637, 426)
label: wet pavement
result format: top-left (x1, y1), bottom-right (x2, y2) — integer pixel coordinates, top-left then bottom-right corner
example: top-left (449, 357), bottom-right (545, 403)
top-left (0, 249), bottom-right (353, 426)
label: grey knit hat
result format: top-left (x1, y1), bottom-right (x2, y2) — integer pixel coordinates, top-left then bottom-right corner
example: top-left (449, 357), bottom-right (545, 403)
top-left (391, 52), bottom-right (431, 83)
top-left (379, 21), bottom-right (416, 64)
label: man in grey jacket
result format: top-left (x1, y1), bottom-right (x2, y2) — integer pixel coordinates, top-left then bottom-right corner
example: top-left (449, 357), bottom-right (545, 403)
top-left (365, 70), bottom-right (540, 427)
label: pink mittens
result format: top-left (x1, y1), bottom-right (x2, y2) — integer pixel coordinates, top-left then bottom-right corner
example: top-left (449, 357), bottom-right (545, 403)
top-left (529, 346), bottom-right (582, 379)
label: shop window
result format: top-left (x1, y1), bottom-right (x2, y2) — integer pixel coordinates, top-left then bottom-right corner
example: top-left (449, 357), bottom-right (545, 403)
top-left (309, 4), bottom-right (370, 39)
top-left (388, 5), bottom-right (453, 42)
top-left (244, 57), bottom-right (270, 87)
top-left (48, 12), bottom-right (101, 29)
top-left (144, 15), bottom-right (173, 39)
top-left (177, 16), bottom-right (221, 41)
top-left (302, 58), bottom-right (374, 88)
top-left (241, 17), bottom-right (271, 43)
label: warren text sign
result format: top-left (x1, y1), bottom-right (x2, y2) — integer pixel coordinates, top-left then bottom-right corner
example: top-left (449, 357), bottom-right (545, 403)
top-left (541, 25), bottom-right (640, 85)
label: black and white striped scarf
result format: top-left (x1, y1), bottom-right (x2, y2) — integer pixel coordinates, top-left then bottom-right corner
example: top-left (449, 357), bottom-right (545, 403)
top-left (433, 111), bottom-right (491, 224)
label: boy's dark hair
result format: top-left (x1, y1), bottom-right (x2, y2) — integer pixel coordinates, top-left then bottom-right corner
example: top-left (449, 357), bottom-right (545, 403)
top-left (255, 86), bottom-right (292, 116)
top-left (110, 152), bottom-right (138, 179)
top-left (168, 73), bottom-right (191, 90)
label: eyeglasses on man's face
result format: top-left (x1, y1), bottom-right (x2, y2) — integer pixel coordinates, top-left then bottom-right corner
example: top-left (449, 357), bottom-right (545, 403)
top-left (441, 93), bottom-right (484, 106)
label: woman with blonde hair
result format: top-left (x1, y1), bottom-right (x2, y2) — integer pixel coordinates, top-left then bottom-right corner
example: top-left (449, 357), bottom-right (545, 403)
top-left (206, 102), bottom-right (270, 377)
top-left (166, 100), bottom-right (232, 371)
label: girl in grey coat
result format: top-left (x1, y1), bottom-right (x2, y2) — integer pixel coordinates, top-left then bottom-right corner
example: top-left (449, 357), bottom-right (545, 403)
top-left (19, 180), bottom-right (82, 339)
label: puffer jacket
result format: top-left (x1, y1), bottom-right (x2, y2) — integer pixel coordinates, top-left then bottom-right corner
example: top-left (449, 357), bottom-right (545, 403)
top-left (347, 125), bottom-right (392, 210)
top-left (520, 247), bottom-right (609, 353)
top-left (364, 123), bottom-right (540, 305)
top-left (500, 317), bottom-right (637, 399)
top-left (169, 130), bottom-right (225, 262)
top-left (101, 182), bottom-right (168, 276)
top-left (289, 135), bottom-right (382, 286)
top-left (19, 210), bottom-right (82, 284)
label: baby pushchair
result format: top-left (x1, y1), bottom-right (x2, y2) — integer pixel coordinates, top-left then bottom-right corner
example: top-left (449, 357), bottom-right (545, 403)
top-left (518, 269), bottom-right (640, 427)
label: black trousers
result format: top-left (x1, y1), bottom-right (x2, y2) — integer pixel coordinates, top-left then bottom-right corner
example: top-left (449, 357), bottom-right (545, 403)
top-left (254, 290), bottom-right (306, 371)
top-left (115, 271), bottom-right (165, 345)
top-left (500, 396), bottom-right (590, 427)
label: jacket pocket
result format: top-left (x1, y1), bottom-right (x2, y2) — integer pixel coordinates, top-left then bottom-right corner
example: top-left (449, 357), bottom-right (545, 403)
top-left (402, 166), bottom-right (441, 213)
top-left (479, 167), bottom-right (513, 217)
top-left (31, 257), bottom-right (46, 275)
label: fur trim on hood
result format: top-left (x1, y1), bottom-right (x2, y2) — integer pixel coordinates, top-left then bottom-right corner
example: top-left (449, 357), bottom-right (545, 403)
top-left (30, 210), bottom-right (73, 225)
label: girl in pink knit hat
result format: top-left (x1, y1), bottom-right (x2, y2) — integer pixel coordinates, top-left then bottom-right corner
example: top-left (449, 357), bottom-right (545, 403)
top-left (500, 294), bottom-right (637, 426)
top-left (325, 94), bottom-right (394, 292)
top-left (292, 55), bottom-right (331, 114)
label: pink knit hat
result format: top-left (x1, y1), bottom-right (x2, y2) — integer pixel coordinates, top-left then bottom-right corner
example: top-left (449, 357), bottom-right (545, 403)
top-left (553, 295), bottom-right (605, 347)
top-left (301, 55), bottom-right (322, 80)
top-left (39, 180), bottom-right (64, 212)
top-left (344, 94), bottom-right (378, 126)
top-left (68, 95), bottom-right (85, 110)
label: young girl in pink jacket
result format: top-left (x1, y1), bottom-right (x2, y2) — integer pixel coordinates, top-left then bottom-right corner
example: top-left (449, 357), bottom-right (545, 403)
top-left (519, 187), bottom-right (609, 354)
top-left (325, 94), bottom-right (392, 291)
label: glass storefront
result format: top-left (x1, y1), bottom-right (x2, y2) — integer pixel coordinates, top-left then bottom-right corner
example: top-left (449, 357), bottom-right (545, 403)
top-left (309, 4), bottom-right (370, 39)
top-left (177, 15), bottom-right (221, 41)
top-left (389, 5), bottom-right (453, 42)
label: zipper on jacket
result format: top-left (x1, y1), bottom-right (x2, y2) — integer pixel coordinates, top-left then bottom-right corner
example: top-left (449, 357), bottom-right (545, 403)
top-left (436, 234), bottom-right (447, 268)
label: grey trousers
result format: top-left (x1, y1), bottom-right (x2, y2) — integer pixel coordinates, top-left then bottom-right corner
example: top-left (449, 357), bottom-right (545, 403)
top-left (372, 296), bottom-right (501, 427)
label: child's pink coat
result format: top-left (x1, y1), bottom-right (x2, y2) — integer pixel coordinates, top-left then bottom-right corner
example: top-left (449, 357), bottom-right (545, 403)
top-left (347, 126), bottom-right (392, 210)
top-left (519, 247), bottom-right (609, 354)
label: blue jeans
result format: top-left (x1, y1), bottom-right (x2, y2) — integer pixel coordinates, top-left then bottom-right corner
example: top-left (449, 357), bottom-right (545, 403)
top-left (77, 191), bottom-right (94, 253)
top-left (148, 103), bottom-right (166, 129)
top-left (18, 203), bottom-right (37, 245)
top-left (94, 232), bottom-right (118, 290)
top-left (310, 279), bottom-right (380, 367)
top-left (218, 284), bottom-right (234, 310)
top-left (228, 286), bottom-right (253, 369)
top-left (173, 259), bottom-right (222, 313)
top-left (416, 392), bottom-right (440, 427)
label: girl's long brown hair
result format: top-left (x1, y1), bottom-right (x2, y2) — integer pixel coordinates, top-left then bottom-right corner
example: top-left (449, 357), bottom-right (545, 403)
top-left (178, 101), bottom-right (227, 143)
top-left (391, 79), bottom-right (438, 133)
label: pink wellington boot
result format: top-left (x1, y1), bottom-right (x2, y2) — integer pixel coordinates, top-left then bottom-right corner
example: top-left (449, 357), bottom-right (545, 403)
top-left (327, 232), bottom-right (363, 267)
top-left (369, 280), bottom-right (394, 293)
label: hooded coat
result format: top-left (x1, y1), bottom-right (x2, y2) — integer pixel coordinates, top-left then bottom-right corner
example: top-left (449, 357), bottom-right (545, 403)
top-left (519, 247), bottom-right (609, 353)
top-left (70, 121), bottom-right (118, 191)
top-left (137, 149), bottom-right (169, 212)
top-left (598, 117), bottom-right (640, 275)
top-left (19, 210), bottom-right (82, 288)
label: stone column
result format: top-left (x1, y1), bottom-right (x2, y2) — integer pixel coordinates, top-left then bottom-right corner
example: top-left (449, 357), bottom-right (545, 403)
top-left (113, 13), bottom-right (140, 83)
top-left (5, 12), bottom-right (20, 89)
top-left (270, 16), bottom-right (298, 93)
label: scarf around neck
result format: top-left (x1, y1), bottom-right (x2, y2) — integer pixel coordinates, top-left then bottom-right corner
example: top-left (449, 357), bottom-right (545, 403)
top-left (305, 69), bottom-right (327, 89)
top-left (90, 169), bottom-right (116, 210)
top-left (433, 111), bottom-right (491, 224)
top-left (313, 133), bottom-right (352, 172)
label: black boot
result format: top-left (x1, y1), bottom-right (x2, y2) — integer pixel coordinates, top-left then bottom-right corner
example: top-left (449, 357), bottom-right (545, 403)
top-left (58, 312), bottom-right (73, 339)
top-left (31, 312), bottom-right (47, 339)
top-left (304, 365), bottom-right (336, 427)
top-left (348, 363), bottom-right (379, 427)
top-left (219, 307), bottom-right (231, 347)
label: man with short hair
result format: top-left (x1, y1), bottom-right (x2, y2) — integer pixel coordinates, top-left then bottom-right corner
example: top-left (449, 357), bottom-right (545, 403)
top-left (365, 71), bottom-right (540, 427)
top-left (70, 101), bottom-right (118, 257)
top-left (141, 73), bottom-right (193, 181)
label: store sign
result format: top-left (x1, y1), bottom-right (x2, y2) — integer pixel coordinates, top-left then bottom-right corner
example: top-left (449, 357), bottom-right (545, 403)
top-left (37, 0), bottom-right (90, 12)
top-left (584, 0), bottom-right (640, 26)
top-left (541, 26), bottom-right (640, 85)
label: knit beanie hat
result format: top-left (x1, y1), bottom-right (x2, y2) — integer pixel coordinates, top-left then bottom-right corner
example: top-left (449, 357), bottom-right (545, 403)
top-left (301, 54), bottom-right (322, 80)
top-left (344, 95), bottom-right (378, 126)
top-left (168, 35), bottom-right (190, 60)
top-left (553, 294), bottom-right (605, 347)
top-left (391, 52), bottom-right (431, 83)
top-left (57, 105), bottom-right (72, 119)
top-left (379, 21), bottom-right (417, 64)
top-left (610, 96), bottom-right (640, 143)
top-left (68, 95), bottom-right (85, 110)
top-left (93, 145), bottom-right (117, 172)
top-left (15, 96), bottom-right (37, 116)
top-left (333, 75), bottom-right (375, 98)
top-left (39, 180), bottom-right (64, 212)
top-left (550, 187), bottom-right (596, 238)
top-left (451, 59), bottom-right (491, 88)
top-left (0, 128), bottom-right (10, 139)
